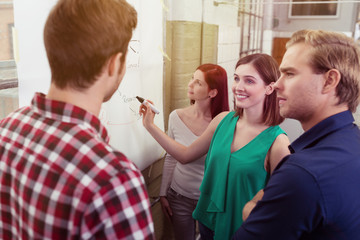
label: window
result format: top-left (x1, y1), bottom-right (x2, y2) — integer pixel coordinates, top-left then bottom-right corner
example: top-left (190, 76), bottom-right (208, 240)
top-left (289, 0), bottom-right (339, 19)
top-left (0, 0), bottom-right (18, 119)
top-left (238, 0), bottom-right (264, 57)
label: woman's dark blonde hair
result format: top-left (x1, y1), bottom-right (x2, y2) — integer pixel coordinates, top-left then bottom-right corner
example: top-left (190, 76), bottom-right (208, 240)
top-left (234, 53), bottom-right (284, 126)
top-left (44, 0), bottom-right (137, 90)
top-left (287, 29), bottom-right (360, 112)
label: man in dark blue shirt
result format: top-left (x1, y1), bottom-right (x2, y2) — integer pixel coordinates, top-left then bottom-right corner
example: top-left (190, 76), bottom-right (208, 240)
top-left (233, 29), bottom-right (360, 239)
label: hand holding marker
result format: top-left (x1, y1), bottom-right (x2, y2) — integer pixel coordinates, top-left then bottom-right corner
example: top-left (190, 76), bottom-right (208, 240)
top-left (136, 96), bottom-right (160, 114)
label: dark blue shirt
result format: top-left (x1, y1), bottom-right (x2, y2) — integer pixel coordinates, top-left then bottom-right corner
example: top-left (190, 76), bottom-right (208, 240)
top-left (233, 111), bottom-right (360, 240)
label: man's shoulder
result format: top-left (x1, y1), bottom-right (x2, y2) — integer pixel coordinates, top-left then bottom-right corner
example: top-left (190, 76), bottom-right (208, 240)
top-left (50, 123), bottom-right (141, 185)
top-left (0, 105), bottom-right (31, 126)
top-left (275, 142), bottom-right (360, 201)
top-left (286, 119), bottom-right (360, 169)
top-left (72, 139), bottom-right (143, 196)
top-left (81, 135), bottom-right (138, 171)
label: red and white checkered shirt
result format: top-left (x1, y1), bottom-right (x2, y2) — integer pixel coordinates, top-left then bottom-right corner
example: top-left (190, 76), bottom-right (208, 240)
top-left (0, 93), bottom-right (155, 240)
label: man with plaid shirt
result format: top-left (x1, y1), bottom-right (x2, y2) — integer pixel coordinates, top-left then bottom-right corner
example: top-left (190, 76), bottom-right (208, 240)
top-left (0, 0), bottom-right (154, 239)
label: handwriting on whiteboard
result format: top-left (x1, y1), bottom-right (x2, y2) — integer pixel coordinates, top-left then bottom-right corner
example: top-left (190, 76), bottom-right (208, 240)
top-left (100, 91), bottom-right (142, 126)
top-left (127, 39), bottom-right (140, 69)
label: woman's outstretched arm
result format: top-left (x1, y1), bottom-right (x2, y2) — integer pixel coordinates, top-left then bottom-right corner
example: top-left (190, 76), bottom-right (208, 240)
top-left (140, 101), bottom-right (227, 164)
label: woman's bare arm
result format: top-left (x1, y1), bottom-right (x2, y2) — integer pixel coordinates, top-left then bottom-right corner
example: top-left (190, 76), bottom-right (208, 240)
top-left (140, 101), bottom-right (228, 164)
top-left (242, 189), bottom-right (264, 221)
top-left (266, 133), bottom-right (291, 174)
top-left (243, 134), bottom-right (290, 221)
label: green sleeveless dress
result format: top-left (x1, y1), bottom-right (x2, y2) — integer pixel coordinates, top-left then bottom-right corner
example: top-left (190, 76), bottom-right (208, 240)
top-left (192, 111), bottom-right (286, 240)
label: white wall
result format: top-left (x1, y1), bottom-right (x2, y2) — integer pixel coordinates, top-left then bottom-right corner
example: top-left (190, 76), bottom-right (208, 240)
top-left (167, 0), bottom-right (240, 109)
top-left (272, 0), bottom-right (358, 33)
top-left (203, 0), bottom-right (240, 110)
top-left (167, 0), bottom-right (202, 22)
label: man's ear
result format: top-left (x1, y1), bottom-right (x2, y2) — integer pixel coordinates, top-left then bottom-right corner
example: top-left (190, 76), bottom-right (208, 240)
top-left (108, 52), bottom-right (123, 76)
top-left (323, 69), bottom-right (341, 94)
top-left (265, 82), bottom-right (275, 95)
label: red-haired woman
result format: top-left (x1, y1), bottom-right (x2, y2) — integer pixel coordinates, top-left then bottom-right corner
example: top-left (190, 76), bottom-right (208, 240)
top-left (159, 64), bottom-right (229, 240)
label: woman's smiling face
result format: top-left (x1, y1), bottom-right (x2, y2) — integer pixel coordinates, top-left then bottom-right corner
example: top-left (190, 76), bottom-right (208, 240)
top-left (232, 63), bottom-right (269, 112)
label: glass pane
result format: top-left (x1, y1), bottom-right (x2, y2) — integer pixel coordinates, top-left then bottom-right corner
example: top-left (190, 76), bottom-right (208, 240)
top-left (243, 14), bottom-right (250, 52)
top-left (0, 87), bottom-right (18, 119)
top-left (0, 0), bottom-right (15, 61)
top-left (0, 0), bottom-right (18, 119)
top-left (290, 0), bottom-right (338, 17)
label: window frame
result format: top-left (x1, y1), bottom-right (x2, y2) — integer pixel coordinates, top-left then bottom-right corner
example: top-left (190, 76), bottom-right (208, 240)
top-left (288, 0), bottom-right (340, 19)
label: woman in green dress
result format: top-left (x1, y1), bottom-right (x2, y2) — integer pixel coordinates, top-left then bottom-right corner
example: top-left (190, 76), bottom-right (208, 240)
top-left (140, 53), bottom-right (291, 239)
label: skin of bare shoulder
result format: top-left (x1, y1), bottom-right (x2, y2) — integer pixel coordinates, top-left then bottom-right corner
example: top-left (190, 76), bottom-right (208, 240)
top-left (202, 111), bottom-right (231, 137)
top-left (176, 106), bottom-right (212, 136)
top-left (211, 111), bottom-right (230, 127)
top-left (175, 107), bottom-right (188, 116)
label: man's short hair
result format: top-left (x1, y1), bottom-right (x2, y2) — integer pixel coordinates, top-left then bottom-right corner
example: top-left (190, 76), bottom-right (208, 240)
top-left (287, 29), bottom-right (360, 112)
top-left (44, 0), bottom-right (137, 90)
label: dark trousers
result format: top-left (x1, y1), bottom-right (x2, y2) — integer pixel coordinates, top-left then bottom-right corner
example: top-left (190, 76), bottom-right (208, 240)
top-left (199, 221), bottom-right (214, 240)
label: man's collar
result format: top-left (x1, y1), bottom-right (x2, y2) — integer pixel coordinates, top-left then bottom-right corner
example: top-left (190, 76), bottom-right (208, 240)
top-left (290, 110), bottom-right (354, 153)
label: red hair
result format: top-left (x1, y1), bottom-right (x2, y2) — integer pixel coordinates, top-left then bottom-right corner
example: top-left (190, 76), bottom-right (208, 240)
top-left (192, 64), bottom-right (229, 118)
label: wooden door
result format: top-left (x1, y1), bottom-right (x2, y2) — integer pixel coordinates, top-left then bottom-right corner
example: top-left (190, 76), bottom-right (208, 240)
top-left (272, 38), bottom-right (290, 66)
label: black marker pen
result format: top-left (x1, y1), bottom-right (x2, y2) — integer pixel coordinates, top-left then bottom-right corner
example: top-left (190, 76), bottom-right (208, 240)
top-left (136, 96), bottom-right (160, 114)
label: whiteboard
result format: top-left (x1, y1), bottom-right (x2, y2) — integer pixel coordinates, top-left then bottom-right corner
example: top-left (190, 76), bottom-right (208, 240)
top-left (14, 0), bottom-right (165, 170)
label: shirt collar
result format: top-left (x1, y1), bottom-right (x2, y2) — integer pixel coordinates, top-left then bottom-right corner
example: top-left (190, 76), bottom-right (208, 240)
top-left (31, 92), bottom-right (109, 142)
top-left (290, 110), bottom-right (355, 153)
